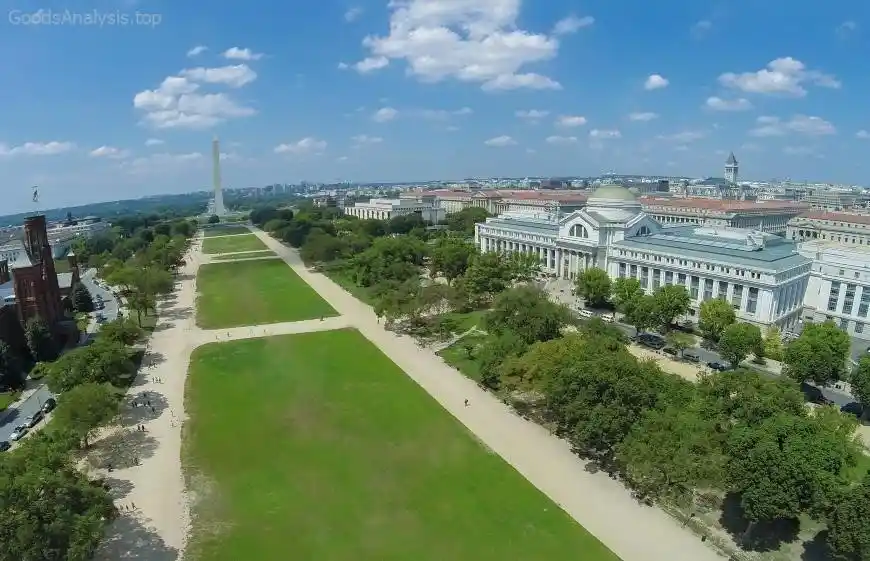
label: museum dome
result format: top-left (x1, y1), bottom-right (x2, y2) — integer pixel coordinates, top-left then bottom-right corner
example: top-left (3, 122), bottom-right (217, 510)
top-left (588, 184), bottom-right (637, 202)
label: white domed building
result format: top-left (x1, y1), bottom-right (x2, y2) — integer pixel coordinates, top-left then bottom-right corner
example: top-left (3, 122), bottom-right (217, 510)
top-left (474, 183), bottom-right (811, 332)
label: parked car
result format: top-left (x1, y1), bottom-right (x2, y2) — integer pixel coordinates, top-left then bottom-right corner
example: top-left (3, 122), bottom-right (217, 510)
top-left (638, 334), bottom-right (666, 350)
top-left (9, 425), bottom-right (28, 441)
top-left (800, 382), bottom-right (834, 405)
top-left (841, 402), bottom-right (864, 418)
top-left (706, 361), bottom-right (728, 372)
top-left (0, 441), bottom-right (10, 452)
top-left (42, 397), bottom-right (57, 413)
top-left (25, 410), bottom-right (43, 428)
top-left (683, 351), bottom-right (700, 363)
top-left (663, 347), bottom-right (678, 356)
top-left (600, 313), bottom-right (615, 323)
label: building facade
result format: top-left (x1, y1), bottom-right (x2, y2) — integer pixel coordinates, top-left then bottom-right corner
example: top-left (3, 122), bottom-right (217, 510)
top-left (475, 184), bottom-right (810, 330)
top-left (343, 198), bottom-right (445, 223)
top-left (640, 197), bottom-right (808, 235)
top-left (9, 215), bottom-right (67, 326)
top-left (405, 189), bottom-right (588, 216)
top-left (799, 241), bottom-right (870, 340)
top-left (787, 211), bottom-right (870, 247)
top-left (801, 190), bottom-right (859, 211)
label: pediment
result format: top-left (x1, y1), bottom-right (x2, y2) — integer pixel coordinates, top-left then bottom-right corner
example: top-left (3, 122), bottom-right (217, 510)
top-left (559, 211), bottom-right (599, 238)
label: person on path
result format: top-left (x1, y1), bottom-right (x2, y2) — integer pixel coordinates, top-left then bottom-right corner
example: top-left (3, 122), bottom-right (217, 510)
top-left (464, 399), bottom-right (469, 407)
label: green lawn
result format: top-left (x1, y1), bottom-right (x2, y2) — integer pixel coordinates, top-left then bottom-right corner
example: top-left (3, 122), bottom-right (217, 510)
top-left (184, 329), bottom-right (620, 561)
top-left (203, 225), bottom-right (250, 237)
top-left (202, 234), bottom-right (267, 254)
top-left (195, 259), bottom-right (337, 328)
top-left (437, 331), bottom-right (489, 382)
top-left (210, 250), bottom-right (275, 261)
top-left (0, 391), bottom-right (21, 411)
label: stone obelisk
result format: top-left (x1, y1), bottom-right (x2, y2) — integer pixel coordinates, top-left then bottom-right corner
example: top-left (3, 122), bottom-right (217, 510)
top-left (212, 136), bottom-right (226, 216)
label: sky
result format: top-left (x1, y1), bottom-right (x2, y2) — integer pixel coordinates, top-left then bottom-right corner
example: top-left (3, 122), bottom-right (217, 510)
top-left (1, 0), bottom-right (869, 213)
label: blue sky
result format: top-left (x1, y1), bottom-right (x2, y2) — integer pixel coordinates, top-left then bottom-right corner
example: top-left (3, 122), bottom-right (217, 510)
top-left (1, 0), bottom-right (869, 212)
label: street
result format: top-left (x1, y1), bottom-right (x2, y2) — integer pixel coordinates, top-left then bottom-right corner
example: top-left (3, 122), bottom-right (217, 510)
top-left (0, 269), bottom-right (120, 442)
top-left (543, 278), bottom-right (858, 408)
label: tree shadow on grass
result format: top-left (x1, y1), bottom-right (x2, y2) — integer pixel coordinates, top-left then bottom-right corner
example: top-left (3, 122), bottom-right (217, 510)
top-left (719, 492), bottom-right (801, 552)
top-left (801, 529), bottom-right (836, 561)
top-left (87, 428), bottom-right (160, 470)
top-left (95, 512), bottom-right (180, 561)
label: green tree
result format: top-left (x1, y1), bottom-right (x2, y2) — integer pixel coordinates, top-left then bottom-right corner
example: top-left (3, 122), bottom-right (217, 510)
top-left (45, 339), bottom-right (135, 393)
top-left (763, 326), bottom-right (784, 362)
top-left (486, 285), bottom-right (571, 345)
top-left (461, 251), bottom-right (514, 302)
top-left (625, 294), bottom-right (658, 335)
top-left (507, 252), bottom-right (541, 283)
top-left (0, 432), bottom-right (115, 561)
top-left (71, 283), bottom-right (95, 313)
top-left (52, 382), bottom-right (119, 448)
top-left (428, 238), bottom-right (476, 284)
top-left (207, 214), bottom-right (220, 224)
top-left (97, 317), bottom-right (145, 346)
top-left (574, 267), bottom-right (611, 308)
top-left (299, 230), bottom-right (348, 264)
top-left (611, 278), bottom-right (644, 317)
top-left (698, 297), bottom-right (736, 342)
top-left (616, 404), bottom-right (725, 505)
top-left (783, 320), bottom-right (850, 385)
top-left (827, 472), bottom-right (870, 560)
top-left (719, 322), bottom-right (762, 369)
top-left (476, 331), bottom-right (528, 389)
top-left (651, 285), bottom-right (690, 330)
top-left (0, 341), bottom-right (24, 390)
top-left (446, 207), bottom-right (490, 236)
top-left (666, 331), bottom-right (695, 357)
top-left (850, 356), bottom-right (870, 416)
top-left (25, 317), bottom-right (57, 362)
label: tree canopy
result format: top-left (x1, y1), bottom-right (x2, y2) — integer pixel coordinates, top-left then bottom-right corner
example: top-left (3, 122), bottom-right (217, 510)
top-left (486, 285), bottom-right (570, 345)
top-left (574, 267), bottom-right (611, 308)
top-left (698, 297), bottom-right (736, 342)
top-left (783, 321), bottom-right (850, 385)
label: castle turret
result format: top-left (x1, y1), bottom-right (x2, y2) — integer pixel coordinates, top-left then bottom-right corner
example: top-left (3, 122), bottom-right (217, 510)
top-left (725, 152), bottom-right (739, 184)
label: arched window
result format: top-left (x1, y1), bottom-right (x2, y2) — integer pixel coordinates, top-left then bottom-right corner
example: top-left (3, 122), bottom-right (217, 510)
top-left (569, 224), bottom-right (589, 238)
top-left (636, 226), bottom-right (651, 237)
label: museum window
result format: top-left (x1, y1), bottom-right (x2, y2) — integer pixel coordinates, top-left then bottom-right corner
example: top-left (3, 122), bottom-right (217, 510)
top-left (690, 276), bottom-right (700, 299)
top-left (747, 287), bottom-right (759, 314)
top-left (703, 279), bottom-right (714, 301)
top-left (858, 288), bottom-right (870, 317)
top-left (630, 264), bottom-right (637, 278)
top-left (640, 267), bottom-right (649, 288)
top-left (618, 263), bottom-right (626, 278)
top-left (843, 284), bottom-right (857, 315)
top-left (857, 323), bottom-right (865, 334)
top-left (828, 282), bottom-right (841, 312)
top-left (732, 285), bottom-right (743, 309)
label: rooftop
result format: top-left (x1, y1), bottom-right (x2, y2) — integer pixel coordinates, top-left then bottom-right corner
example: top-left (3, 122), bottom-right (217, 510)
top-left (640, 197), bottom-right (808, 213)
top-left (613, 226), bottom-right (810, 272)
top-left (795, 211), bottom-right (870, 226)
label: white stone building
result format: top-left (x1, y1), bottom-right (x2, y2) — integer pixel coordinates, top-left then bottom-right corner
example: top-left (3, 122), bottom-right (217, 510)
top-left (799, 241), bottom-right (870, 340)
top-left (475, 184), bottom-right (811, 330)
top-left (343, 198), bottom-right (444, 223)
top-left (787, 211), bottom-right (870, 247)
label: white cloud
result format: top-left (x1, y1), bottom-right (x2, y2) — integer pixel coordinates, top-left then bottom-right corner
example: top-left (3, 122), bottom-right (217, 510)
top-left (274, 138), bottom-right (328, 154)
top-left (0, 141), bottom-right (75, 156)
top-left (223, 47), bottom-right (264, 61)
top-left (857, 130), bottom-right (870, 139)
top-left (144, 138), bottom-right (164, 146)
top-left (354, 0), bottom-right (564, 91)
top-left (89, 146), bottom-right (130, 159)
top-left (187, 45), bottom-right (207, 57)
top-left (644, 74), bottom-right (669, 90)
top-left (351, 56), bottom-right (390, 73)
top-left (133, 68), bottom-right (257, 129)
top-left (589, 129), bottom-right (621, 139)
top-left (180, 65), bottom-right (257, 88)
top-left (516, 109), bottom-right (549, 121)
top-left (656, 130), bottom-right (706, 143)
top-left (552, 15), bottom-right (594, 35)
top-left (417, 107), bottom-right (473, 119)
top-left (628, 112), bottom-right (658, 122)
top-left (749, 115), bottom-right (836, 137)
top-left (372, 107), bottom-right (398, 122)
top-left (484, 135), bottom-right (516, 147)
top-left (344, 7), bottom-right (363, 22)
top-left (556, 115), bottom-right (587, 127)
top-left (546, 135), bottom-right (577, 144)
top-left (691, 20), bottom-right (712, 38)
top-left (705, 96), bottom-right (752, 111)
top-left (351, 134), bottom-right (383, 145)
top-left (718, 57), bottom-right (840, 97)
top-left (121, 152), bottom-right (203, 174)
top-left (837, 20), bottom-right (857, 38)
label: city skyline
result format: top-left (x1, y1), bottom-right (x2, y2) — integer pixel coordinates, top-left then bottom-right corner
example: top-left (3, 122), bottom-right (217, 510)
top-left (1, 0), bottom-right (869, 213)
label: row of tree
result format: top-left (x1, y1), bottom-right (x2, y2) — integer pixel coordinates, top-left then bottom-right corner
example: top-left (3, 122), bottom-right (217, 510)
top-left (463, 285), bottom-right (870, 558)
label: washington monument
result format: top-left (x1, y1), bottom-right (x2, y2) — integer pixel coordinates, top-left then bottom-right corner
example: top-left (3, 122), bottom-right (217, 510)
top-left (211, 136), bottom-right (226, 216)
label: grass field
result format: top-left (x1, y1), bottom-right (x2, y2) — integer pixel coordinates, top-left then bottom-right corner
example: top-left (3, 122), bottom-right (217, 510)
top-left (202, 234), bottom-right (267, 255)
top-left (203, 225), bottom-right (250, 237)
top-left (183, 329), bottom-right (620, 561)
top-left (210, 250), bottom-right (275, 261)
top-left (195, 259), bottom-right (337, 328)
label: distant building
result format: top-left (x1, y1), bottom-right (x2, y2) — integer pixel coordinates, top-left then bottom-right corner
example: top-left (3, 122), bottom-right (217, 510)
top-left (724, 152), bottom-right (739, 184)
top-left (799, 241), bottom-right (870, 340)
top-left (313, 196), bottom-right (337, 208)
top-left (343, 197), bottom-right (445, 223)
top-left (0, 215), bottom-right (80, 328)
top-left (475, 184), bottom-right (810, 331)
top-left (640, 197), bottom-right (808, 235)
top-left (801, 190), bottom-right (859, 211)
top-left (408, 189), bottom-right (588, 216)
top-left (787, 211), bottom-right (870, 246)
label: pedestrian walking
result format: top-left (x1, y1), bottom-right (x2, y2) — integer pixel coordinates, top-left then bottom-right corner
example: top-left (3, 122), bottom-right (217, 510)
top-left (464, 399), bottom-right (469, 407)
